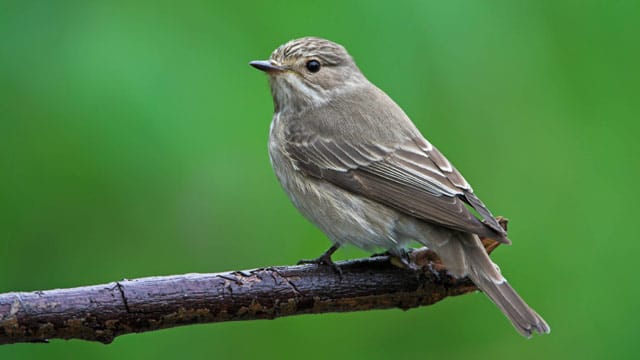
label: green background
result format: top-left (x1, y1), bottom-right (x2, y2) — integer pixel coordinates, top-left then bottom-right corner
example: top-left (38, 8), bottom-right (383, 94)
top-left (1, 0), bottom-right (638, 359)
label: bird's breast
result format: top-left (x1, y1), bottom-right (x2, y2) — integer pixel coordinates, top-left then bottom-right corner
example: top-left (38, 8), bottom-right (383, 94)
top-left (268, 112), bottom-right (298, 192)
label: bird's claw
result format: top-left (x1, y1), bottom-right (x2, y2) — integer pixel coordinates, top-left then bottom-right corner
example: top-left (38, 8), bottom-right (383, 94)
top-left (297, 244), bottom-right (342, 275)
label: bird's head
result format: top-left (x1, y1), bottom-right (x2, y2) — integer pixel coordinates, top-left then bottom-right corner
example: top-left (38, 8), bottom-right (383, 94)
top-left (250, 37), bottom-right (365, 112)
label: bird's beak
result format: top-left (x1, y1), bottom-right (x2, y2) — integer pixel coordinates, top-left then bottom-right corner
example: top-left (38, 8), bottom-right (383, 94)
top-left (249, 60), bottom-right (284, 73)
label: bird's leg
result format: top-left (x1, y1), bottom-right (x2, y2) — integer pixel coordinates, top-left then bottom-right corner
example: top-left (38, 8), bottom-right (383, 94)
top-left (297, 244), bottom-right (342, 274)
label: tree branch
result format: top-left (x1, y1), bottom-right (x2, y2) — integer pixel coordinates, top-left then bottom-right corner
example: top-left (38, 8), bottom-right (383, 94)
top-left (0, 232), bottom-right (504, 345)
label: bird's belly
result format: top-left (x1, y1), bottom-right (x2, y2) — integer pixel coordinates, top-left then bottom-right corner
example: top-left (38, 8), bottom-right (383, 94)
top-left (268, 139), bottom-right (401, 251)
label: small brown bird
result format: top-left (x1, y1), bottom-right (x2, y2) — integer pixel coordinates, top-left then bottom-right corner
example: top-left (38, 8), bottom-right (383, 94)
top-left (250, 37), bottom-right (550, 337)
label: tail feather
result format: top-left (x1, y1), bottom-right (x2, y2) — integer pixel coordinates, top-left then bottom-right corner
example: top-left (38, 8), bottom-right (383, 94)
top-left (464, 234), bottom-right (551, 337)
top-left (404, 220), bottom-right (550, 337)
top-left (471, 272), bottom-right (550, 337)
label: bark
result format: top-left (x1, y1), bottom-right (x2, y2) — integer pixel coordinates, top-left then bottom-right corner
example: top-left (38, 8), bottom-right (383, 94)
top-left (0, 236), bottom-right (502, 345)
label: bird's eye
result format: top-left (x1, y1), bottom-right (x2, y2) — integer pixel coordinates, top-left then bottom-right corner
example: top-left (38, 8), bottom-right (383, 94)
top-left (306, 60), bottom-right (321, 73)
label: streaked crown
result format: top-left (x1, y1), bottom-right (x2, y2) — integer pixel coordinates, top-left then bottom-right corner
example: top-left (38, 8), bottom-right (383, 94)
top-left (270, 37), bottom-right (352, 68)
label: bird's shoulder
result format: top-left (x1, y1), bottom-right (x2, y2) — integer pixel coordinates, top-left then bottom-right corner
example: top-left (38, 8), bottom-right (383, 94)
top-left (285, 84), bottom-right (417, 143)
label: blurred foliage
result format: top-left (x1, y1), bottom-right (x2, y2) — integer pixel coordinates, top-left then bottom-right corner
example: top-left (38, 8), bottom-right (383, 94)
top-left (1, 0), bottom-right (639, 359)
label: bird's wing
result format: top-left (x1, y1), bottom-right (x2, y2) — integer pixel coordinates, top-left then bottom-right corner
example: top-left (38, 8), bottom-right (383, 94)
top-left (285, 133), bottom-right (509, 243)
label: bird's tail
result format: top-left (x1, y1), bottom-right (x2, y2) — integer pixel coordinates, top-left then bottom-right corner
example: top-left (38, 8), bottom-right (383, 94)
top-left (462, 234), bottom-right (550, 337)
top-left (472, 272), bottom-right (550, 337)
top-left (424, 230), bottom-right (550, 337)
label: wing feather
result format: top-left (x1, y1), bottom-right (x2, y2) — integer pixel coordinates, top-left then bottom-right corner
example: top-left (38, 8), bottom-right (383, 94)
top-left (285, 135), bottom-right (509, 243)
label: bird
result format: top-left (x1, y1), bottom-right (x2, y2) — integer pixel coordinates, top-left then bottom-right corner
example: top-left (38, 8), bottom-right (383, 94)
top-left (250, 36), bottom-right (550, 337)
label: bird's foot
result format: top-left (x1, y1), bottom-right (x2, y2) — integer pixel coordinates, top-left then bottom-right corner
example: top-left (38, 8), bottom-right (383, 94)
top-left (297, 244), bottom-right (342, 275)
top-left (407, 247), bottom-right (449, 279)
top-left (388, 249), bottom-right (420, 271)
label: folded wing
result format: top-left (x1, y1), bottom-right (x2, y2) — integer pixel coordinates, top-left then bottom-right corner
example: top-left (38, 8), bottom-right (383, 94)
top-left (285, 134), bottom-right (509, 243)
